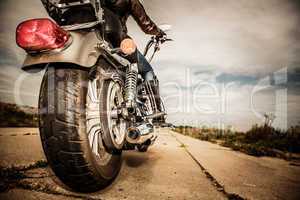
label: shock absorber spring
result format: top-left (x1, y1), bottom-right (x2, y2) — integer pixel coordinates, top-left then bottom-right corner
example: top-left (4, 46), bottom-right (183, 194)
top-left (125, 63), bottom-right (138, 108)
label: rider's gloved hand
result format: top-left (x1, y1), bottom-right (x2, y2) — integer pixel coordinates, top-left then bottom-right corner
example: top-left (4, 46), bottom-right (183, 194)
top-left (156, 29), bottom-right (167, 42)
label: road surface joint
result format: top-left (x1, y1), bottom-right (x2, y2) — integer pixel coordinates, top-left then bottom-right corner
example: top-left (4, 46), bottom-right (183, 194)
top-left (170, 131), bottom-right (246, 200)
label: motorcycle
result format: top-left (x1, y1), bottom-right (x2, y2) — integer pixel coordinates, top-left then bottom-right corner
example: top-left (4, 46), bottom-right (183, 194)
top-left (16, 0), bottom-right (172, 192)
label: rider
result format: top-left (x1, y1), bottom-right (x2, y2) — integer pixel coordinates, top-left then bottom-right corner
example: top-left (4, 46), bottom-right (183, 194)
top-left (104, 0), bottom-right (166, 122)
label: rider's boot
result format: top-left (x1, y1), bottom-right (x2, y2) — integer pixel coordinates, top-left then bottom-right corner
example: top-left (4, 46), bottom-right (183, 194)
top-left (147, 77), bottom-right (165, 124)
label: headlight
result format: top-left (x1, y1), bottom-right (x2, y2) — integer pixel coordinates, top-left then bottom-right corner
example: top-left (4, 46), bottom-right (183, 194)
top-left (120, 38), bottom-right (137, 55)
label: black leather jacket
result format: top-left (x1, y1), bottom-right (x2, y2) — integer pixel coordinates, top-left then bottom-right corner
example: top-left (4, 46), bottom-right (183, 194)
top-left (104, 0), bottom-right (164, 37)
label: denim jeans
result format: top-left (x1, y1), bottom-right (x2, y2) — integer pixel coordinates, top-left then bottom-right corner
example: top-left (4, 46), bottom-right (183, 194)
top-left (137, 50), bottom-right (155, 81)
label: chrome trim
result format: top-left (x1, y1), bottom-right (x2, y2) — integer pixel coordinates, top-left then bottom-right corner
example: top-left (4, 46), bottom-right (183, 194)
top-left (52, 0), bottom-right (103, 22)
top-left (126, 123), bottom-right (155, 145)
top-left (86, 75), bottom-right (112, 163)
top-left (124, 63), bottom-right (138, 108)
top-left (62, 21), bottom-right (102, 31)
top-left (145, 112), bottom-right (166, 119)
top-left (106, 81), bottom-right (127, 149)
top-left (55, 1), bottom-right (91, 9)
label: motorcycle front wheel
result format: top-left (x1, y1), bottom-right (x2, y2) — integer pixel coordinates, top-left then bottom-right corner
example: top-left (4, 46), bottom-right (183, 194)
top-left (38, 62), bottom-right (124, 192)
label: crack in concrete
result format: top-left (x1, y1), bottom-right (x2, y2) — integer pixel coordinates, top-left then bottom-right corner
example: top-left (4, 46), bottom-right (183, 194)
top-left (171, 132), bottom-right (246, 200)
top-left (0, 160), bottom-right (102, 199)
top-left (16, 181), bottom-right (102, 200)
top-left (0, 160), bottom-right (49, 192)
top-left (0, 160), bottom-right (48, 172)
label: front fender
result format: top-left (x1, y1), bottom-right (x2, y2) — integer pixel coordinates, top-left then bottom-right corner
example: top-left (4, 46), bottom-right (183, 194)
top-left (22, 31), bottom-right (101, 71)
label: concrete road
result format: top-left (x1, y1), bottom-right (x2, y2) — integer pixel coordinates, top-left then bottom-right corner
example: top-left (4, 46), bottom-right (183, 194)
top-left (173, 132), bottom-right (300, 200)
top-left (0, 128), bottom-right (225, 200)
top-left (0, 128), bottom-right (299, 200)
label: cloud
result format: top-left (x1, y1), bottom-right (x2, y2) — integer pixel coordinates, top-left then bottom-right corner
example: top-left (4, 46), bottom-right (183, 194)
top-left (139, 0), bottom-right (300, 76)
top-left (216, 73), bottom-right (257, 85)
top-left (0, 0), bottom-right (300, 130)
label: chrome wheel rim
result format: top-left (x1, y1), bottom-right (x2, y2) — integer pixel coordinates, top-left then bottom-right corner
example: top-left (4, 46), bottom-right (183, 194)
top-left (107, 82), bottom-right (127, 149)
top-left (86, 78), bottom-right (111, 165)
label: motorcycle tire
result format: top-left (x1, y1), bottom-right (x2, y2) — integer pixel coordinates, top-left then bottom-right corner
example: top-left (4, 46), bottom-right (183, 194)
top-left (38, 64), bottom-right (122, 192)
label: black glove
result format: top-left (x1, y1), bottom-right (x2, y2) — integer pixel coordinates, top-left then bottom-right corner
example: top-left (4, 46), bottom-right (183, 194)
top-left (157, 29), bottom-right (167, 39)
top-left (156, 30), bottom-right (167, 44)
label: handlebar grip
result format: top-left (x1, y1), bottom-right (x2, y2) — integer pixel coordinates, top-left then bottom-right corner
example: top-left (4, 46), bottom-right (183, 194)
top-left (165, 38), bottom-right (173, 42)
top-left (160, 38), bottom-right (173, 44)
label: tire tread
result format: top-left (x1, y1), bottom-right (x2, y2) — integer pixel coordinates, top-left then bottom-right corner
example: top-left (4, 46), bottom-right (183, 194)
top-left (39, 66), bottom-right (119, 192)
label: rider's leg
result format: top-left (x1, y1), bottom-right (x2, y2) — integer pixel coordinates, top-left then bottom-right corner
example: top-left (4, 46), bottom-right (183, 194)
top-left (137, 51), bottom-right (162, 113)
top-left (136, 51), bottom-right (154, 81)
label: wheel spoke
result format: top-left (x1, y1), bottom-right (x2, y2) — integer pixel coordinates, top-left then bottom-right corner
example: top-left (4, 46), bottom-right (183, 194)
top-left (86, 114), bottom-right (101, 121)
top-left (97, 133), bottom-right (105, 157)
top-left (112, 125), bottom-right (119, 138)
top-left (110, 109), bottom-right (119, 119)
top-left (105, 82), bottom-right (127, 148)
top-left (87, 124), bottom-right (101, 136)
top-left (93, 131), bottom-right (99, 155)
top-left (90, 80), bottom-right (97, 101)
top-left (88, 131), bottom-right (95, 147)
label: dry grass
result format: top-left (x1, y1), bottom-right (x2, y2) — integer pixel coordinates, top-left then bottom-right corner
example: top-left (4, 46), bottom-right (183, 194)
top-left (174, 125), bottom-right (300, 159)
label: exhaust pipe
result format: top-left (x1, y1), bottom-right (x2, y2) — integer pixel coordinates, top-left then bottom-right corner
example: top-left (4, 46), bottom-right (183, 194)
top-left (146, 112), bottom-right (166, 119)
top-left (126, 123), bottom-right (155, 144)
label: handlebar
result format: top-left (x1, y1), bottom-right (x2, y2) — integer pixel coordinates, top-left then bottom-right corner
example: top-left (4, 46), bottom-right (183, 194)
top-left (108, 36), bottom-right (172, 63)
top-left (143, 36), bottom-right (173, 62)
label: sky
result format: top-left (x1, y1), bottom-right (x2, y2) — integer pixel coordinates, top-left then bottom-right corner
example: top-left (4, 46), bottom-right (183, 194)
top-left (0, 0), bottom-right (299, 131)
